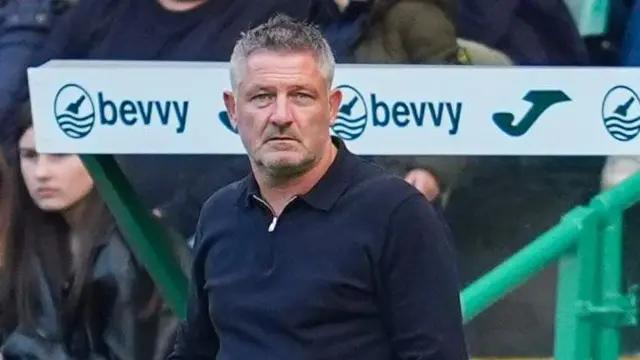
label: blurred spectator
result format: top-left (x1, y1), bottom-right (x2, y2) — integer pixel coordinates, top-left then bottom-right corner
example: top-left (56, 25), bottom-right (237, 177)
top-left (0, 0), bottom-right (345, 238)
top-left (352, 0), bottom-right (459, 64)
top-left (379, 33), bottom-right (518, 205)
top-left (322, 0), bottom-right (517, 203)
top-left (584, 0), bottom-right (633, 65)
top-left (324, 0), bottom-right (459, 64)
top-left (621, 0), bottom-right (640, 65)
top-left (0, 103), bottom-right (179, 360)
top-left (457, 0), bottom-right (590, 65)
top-left (320, 0), bottom-right (368, 62)
top-left (0, 150), bottom-right (8, 266)
top-left (321, 0), bottom-right (461, 202)
top-left (0, 0), bottom-right (73, 139)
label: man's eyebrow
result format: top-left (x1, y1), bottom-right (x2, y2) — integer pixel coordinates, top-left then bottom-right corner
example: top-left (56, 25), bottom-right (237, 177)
top-left (290, 85), bottom-right (315, 91)
top-left (247, 85), bottom-right (275, 92)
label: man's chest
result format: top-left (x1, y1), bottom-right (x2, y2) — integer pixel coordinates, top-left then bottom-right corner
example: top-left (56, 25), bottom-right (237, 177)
top-left (201, 209), bottom-right (384, 331)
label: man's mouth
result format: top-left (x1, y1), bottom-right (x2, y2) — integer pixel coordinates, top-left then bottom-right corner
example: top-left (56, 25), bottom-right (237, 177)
top-left (268, 137), bottom-right (296, 142)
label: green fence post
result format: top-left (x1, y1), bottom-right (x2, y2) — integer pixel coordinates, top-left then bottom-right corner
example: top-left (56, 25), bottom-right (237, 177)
top-left (596, 213), bottom-right (623, 360)
top-left (590, 195), bottom-right (638, 360)
top-left (81, 154), bottom-right (189, 318)
top-left (554, 207), bottom-right (598, 360)
top-left (590, 172), bottom-right (640, 359)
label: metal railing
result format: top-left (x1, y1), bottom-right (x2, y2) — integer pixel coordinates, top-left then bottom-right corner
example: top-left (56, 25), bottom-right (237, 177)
top-left (461, 171), bottom-right (640, 360)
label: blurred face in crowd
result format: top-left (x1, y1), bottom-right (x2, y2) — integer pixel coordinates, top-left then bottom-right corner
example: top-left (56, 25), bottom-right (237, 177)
top-left (19, 127), bottom-right (94, 212)
top-left (224, 51), bottom-right (342, 180)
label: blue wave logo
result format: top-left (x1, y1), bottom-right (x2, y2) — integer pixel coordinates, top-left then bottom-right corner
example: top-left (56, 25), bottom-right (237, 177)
top-left (53, 84), bottom-right (95, 139)
top-left (333, 85), bottom-right (367, 141)
top-left (602, 85), bottom-right (640, 142)
top-left (218, 111), bottom-right (237, 134)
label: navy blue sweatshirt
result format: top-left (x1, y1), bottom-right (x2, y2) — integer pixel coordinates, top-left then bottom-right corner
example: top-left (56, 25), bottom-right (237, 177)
top-left (3, 0), bottom-right (342, 237)
top-left (170, 137), bottom-right (468, 360)
top-left (0, 0), bottom-right (70, 128)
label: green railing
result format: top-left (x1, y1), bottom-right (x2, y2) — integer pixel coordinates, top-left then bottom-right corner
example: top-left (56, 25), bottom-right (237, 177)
top-left (81, 155), bottom-right (189, 318)
top-left (84, 152), bottom-right (640, 359)
top-left (461, 170), bottom-right (640, 360)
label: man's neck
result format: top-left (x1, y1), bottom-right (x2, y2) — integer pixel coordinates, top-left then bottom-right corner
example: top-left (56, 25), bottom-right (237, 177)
top-left (156, 0), bottom-right (208, 12)
top-left (256, 142), bottom-right (337, 215)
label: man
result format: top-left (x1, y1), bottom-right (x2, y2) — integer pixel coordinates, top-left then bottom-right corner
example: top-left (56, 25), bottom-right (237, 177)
top-left (170, 14), bottom-right (467, 360)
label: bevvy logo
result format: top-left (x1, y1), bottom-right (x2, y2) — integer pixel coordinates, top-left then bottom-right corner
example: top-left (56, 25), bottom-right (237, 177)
top-left (601, 85), bottom-right (640, 142)
top-left (332, 84), bottom-right (462, 141)
top-left (333, 85), bottom-right (368, 140)
top-left (54, 84), bottom-right (96, 139)
top-left (53, 83), bottom-right (190, 139)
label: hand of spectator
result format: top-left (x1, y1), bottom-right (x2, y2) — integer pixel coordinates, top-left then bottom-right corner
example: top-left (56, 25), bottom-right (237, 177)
top-left (404, 168), bottom-right (440, 201)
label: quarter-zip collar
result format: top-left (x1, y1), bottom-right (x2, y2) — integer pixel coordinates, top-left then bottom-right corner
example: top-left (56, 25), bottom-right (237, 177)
top-left (240, 136), bottom-right (356, 211)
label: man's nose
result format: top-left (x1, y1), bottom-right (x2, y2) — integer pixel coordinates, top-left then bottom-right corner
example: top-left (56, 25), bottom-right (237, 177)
top-left (269, 95), bottom-right (292, 126)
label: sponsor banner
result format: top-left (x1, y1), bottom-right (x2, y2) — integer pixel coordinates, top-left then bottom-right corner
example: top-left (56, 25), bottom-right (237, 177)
top-left (27, 60), bottom-right (640, 155)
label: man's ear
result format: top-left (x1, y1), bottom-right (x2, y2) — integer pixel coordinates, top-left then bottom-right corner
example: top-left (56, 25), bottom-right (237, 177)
top-left (223, 91), bottom-right (238, 130)
top-left (328, 88), bottom-right (343, 126)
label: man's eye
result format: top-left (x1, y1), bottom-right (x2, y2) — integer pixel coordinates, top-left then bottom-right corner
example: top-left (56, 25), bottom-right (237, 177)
top-left (295, 93), bottom-right (313, 100)
top-left (293, 93), bottom-right (314, 105)
top-left (252, 94), bottom-right (273, 102)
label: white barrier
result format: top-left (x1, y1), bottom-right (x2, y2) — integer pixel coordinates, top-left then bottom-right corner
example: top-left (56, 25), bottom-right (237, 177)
top-left (27, 60), bottom-right (640, 155)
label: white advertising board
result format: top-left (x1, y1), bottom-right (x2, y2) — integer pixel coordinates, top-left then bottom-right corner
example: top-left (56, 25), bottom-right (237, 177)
top-left (27, 60), bottom-right (640, 155)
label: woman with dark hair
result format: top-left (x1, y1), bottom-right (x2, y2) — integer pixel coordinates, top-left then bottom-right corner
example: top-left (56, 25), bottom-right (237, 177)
top-left (0, 104), bottom-right (179, 360)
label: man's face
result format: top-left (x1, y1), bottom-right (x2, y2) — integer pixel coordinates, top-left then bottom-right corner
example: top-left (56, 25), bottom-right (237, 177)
top-left (224, 51), bottom-right (342, 179)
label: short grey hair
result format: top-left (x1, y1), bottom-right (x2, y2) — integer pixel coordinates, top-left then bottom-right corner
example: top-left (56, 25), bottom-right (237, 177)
top-left (229, 14), bottom-right (336, 92)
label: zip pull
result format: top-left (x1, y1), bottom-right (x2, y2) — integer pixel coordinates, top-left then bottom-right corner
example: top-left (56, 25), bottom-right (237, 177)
top-left (268, 217), bottom-right (278, 232)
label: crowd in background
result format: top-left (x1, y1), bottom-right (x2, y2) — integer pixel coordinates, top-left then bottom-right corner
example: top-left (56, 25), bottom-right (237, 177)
top-left (0, 0), bottom-right (639, 358)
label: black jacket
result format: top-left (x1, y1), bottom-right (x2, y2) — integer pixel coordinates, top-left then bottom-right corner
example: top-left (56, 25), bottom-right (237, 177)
top-left (0, 228), bottom-right (179, 360)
